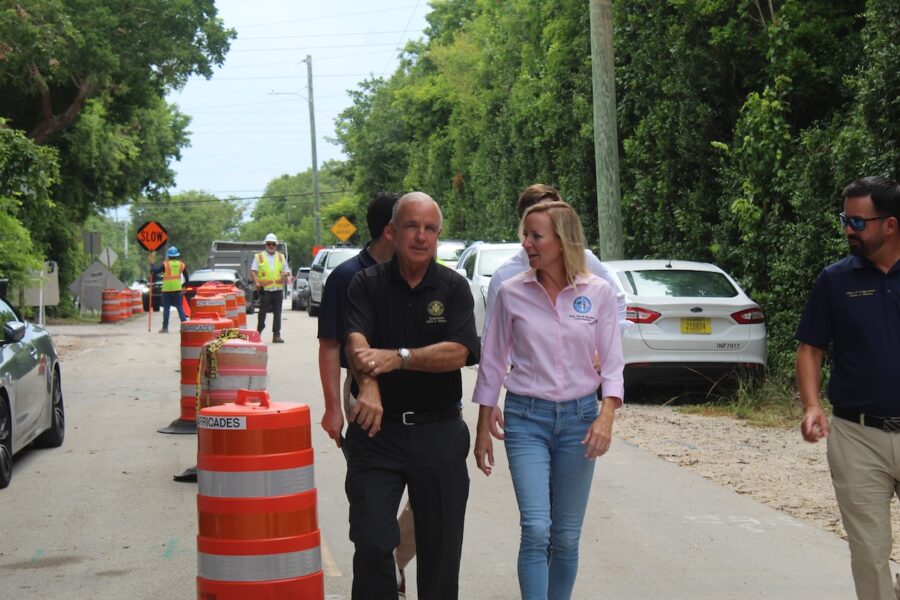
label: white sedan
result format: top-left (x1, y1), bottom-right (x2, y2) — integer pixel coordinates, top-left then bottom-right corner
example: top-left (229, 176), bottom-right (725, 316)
top-left (454, 242), bottom-right (521, 337)
top-left (605, 260), bottom-right (766, 389)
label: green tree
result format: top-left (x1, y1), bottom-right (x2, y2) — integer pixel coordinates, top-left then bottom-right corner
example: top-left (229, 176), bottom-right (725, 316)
top-left (0, 122), bottom-right (58, 287)
top-left (0, 0), bottom-right (234, 294)
top-left (240, 161), bottom-right (355, 266)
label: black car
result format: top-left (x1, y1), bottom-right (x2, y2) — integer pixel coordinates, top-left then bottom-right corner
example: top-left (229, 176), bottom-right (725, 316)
top-left (139, 279), bottom-right (163, 312)
top-left (182, 268), bottom-right (255, 314)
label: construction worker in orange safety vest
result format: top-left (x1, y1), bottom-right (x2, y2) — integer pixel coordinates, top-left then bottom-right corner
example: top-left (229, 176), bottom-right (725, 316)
top-left (251, 233), bottom-right (290, 343)
top-left (151, 246), bottom-right (189, 333)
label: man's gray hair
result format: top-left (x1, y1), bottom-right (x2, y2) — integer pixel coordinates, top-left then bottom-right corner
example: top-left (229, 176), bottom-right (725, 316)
top-left (391, 191), bottom-right (443, 228)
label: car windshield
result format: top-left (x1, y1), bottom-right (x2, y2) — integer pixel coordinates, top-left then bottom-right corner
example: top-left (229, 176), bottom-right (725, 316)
top-left (325, 249), bottom-right (359, 268)
top-left (619, 270), bottom-right (738, 298)
top-left (437, 243), bottom-right (466, 262)
top-left (190, 270), bottom-right (237, 283)
top-left (478, 247), bottom-right (520, 277)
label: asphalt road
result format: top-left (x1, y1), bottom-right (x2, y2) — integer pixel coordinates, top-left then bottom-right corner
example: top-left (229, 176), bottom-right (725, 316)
top-left (0, 302), bottom-right (867, 599)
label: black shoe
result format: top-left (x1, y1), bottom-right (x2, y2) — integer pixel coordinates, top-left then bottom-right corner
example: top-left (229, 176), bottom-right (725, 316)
top-left (158, 327), bottom-right (169, 333)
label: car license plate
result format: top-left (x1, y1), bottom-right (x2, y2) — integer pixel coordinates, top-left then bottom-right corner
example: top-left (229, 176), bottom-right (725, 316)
top-left (681, 317), bottom-right (711, 335)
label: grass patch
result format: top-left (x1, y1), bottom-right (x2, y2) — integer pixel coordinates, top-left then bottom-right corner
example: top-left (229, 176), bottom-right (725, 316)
top-left (45, 313), bottom-right (105, 325)
top-left (676, 374), bottom-right (806, 429)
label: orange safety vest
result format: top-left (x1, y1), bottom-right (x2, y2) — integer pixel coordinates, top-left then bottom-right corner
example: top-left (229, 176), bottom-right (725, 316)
top-left (162, 260), bottom-right (185, 292)
top-left (255, 252), bottom-right (286, 291)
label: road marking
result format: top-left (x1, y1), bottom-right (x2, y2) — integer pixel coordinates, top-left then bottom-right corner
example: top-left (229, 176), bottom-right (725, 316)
top-left (320, 538), bottom-right (342, 577)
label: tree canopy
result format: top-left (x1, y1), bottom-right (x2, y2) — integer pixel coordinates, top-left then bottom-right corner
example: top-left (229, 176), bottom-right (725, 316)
top-left (0, 0), bottom-right (234, 303)
top-left (332, 0), bottom-right (899, 375)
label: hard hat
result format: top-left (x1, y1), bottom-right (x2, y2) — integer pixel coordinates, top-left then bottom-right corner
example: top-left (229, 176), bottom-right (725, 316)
top-left (167, 246), bottom-right (180, 258)
top-left (264, 233), bottom-right (278, 243)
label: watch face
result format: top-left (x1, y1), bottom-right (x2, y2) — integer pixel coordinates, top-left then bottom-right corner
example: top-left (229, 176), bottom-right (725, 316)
top-left (399, 348), bottom-right (410, 359)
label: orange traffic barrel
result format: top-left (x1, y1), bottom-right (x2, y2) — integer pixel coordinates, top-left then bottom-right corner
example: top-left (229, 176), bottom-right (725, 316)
top-left (130, 289), bottom-right (144, 315)
top-left (233, 290), bottom-right (248, 327)
top-left (196, 390), bottom-right (323, 600)
top-left (157, 312), bottom-right (234, 435)
top-left (190, 292), bottom-right (227, 320)
top-left (199, 336), bottom-right (267, 410)
top-left (101, 288), bottom-right (124, 322)
top-left (118, 290), bottom-right (132, 319)
top-left (223, 291), bottom-right (240, 329)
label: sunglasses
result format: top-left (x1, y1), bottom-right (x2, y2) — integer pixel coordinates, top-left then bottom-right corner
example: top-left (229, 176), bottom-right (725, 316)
top-left (839, 213), bottom-right (889, 232)
top-left (265, 242), bottom-right (276, 246)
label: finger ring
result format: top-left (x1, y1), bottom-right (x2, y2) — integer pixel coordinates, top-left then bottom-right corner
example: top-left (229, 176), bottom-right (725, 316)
top-left (369, 361), bottom-right (375, 366)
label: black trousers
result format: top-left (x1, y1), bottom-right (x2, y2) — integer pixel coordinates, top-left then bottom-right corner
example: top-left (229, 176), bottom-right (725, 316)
top-left (256, 289), bottom-right (283, 335)
top-left (345, 416), bottom-right (470, 600)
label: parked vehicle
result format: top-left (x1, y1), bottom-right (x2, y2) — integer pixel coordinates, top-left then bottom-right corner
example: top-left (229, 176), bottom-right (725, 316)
top-left (454, 241), bottom-right (521, 337)
top-left (138, 277), bottom-right (163, 312)
top-left (206, 240), bottom-right (289, 312)
top-left (605, 260), bottom-right (767, 389)
top-left (436, 239), bottom-right (468, 266)
top-left (291, 267), bottom-right (311, 311)
top-left (182, 268), bottom-right (253, 313)
top-left (307, 246), bottom-right (361, 317)
top-left (0, 296), bottom-right (65, 489)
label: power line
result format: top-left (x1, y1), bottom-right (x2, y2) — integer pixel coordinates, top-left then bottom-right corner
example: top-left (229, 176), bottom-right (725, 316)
top-left (147, 190), bottom-right (351, 205)
top-left (234, 5), bottom-right (422, 29)
top-left (238, 29), bottom-right (422, 41)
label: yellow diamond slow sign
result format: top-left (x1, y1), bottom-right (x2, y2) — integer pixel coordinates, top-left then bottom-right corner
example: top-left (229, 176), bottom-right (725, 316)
top-left (330, 216), bottom-right (357, 242)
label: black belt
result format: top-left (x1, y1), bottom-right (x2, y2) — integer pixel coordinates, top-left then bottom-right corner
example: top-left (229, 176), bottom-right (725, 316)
top-left (384, 406), bottom-right (460, 426)
top-left (833, 407), bottom-right (900, 433)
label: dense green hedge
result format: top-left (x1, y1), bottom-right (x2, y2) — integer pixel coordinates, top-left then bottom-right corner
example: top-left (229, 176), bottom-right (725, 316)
top-left (333, 0), bottom-right (898, 378)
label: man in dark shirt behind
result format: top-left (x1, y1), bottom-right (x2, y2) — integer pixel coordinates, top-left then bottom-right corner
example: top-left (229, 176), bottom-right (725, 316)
top-left (796, 175), bottom-right (900, 600)
top-left (344, 191), bottom-right (479, 600)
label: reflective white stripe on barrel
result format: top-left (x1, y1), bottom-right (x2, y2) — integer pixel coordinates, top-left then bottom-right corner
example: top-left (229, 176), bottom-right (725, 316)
top-left (198, 547), bottom-right (321, 582)
top-left (181, 346), bottom-right (202, 360)
top-left (199, 464), bottom-right (315, 498)
top-left (185, 376), bottom-right (267, 397)
top-left (207, 375), bottom-right (268, 391)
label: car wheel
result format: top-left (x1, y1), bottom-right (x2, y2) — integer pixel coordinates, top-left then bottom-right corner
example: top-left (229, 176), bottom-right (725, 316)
top-left (0, 395), bottom-right (12, 489)
top-left (291, 298), bottom-right (298, 311)
top-left (308, 301), bottom-right (319, 317)
top-left (34, 369), bottom-right (64, 449)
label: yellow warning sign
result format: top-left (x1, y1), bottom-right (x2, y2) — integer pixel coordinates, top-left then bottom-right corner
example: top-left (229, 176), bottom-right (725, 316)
top-left (330, 216), bottom-right (357, 242)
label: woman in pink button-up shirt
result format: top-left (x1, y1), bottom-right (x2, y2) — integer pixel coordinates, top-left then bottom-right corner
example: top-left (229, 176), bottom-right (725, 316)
top-left (472, 201), bottom-right (624, 600)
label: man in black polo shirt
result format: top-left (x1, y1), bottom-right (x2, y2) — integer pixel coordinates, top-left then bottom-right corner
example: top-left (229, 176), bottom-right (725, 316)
top-left (796, 175), bottom-right (900, 600)
top-left (317, 192), bottom-right (417, 595)
top-left (344, 191), bottom-right (479, 600)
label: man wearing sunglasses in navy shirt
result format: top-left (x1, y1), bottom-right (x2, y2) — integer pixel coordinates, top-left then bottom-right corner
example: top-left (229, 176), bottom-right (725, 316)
top-left (796, 175), bottom-right (900, 600)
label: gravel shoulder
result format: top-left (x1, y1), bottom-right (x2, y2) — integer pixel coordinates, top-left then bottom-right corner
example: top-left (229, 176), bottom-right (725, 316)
top-left (616, 403), bottom-right (900, 561)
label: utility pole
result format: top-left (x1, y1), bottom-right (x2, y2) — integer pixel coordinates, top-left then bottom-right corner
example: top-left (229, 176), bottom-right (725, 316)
top-left (302, 54), bottom-right (322, 246)
top-left (589, 0), bottom-right (624, 260)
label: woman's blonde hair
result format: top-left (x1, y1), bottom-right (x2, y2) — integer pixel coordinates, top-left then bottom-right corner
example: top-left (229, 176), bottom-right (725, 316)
top-left (520, 201), bottom-right (587, 286)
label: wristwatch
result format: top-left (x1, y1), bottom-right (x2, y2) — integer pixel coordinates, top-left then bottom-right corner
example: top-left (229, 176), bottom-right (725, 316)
top-left (398, 347), bottom-right (411, 370)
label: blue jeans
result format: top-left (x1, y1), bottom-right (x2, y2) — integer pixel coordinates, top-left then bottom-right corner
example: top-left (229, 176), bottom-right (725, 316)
top-left (504, 393), bottom-right (598, 600)
top-left (160, 291), bottom-right (186, 329)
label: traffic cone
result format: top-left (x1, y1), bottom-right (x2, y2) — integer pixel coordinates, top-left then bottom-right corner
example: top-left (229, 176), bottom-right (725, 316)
top-left (183, 294), bottom-right (192, 319)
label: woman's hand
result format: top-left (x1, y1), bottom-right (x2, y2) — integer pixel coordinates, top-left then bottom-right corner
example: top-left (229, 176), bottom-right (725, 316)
top-left (474, 405), bottom-right (496, 476)
top-left (581, 397), bottom-right (617, 459)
